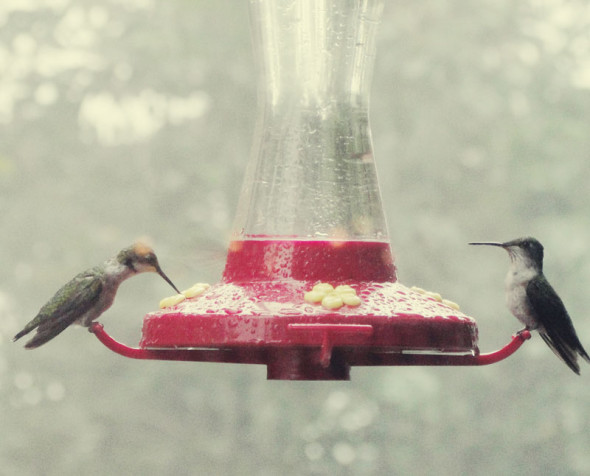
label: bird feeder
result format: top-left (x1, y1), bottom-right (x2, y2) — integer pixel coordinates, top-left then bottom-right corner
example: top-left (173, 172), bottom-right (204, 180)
top-left (92, 0), bottom-right (530, 380)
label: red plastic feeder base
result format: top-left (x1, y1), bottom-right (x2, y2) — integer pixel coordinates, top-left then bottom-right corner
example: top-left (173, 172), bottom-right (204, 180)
top-left (92, 239), bottom-right (531, 380)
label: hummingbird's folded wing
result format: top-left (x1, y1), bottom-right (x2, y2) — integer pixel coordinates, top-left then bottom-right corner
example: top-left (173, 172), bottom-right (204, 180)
top-left (24, 271), bottom-right (104, 348)
top-left (526, 276), bottom-right (585, 373)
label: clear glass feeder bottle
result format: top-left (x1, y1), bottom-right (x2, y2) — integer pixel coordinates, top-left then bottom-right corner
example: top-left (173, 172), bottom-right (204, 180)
top-left (224, 0), bottom-right (395, 283)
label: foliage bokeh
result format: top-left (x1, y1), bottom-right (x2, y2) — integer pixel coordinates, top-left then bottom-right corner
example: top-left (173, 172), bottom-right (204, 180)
top-left (1, 0), bottom-right (589, 474)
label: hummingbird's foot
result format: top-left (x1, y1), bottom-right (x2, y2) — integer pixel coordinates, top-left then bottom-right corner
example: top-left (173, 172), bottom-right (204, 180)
top-left (516, 328), bottom-right (532, 340)
top-left (89, 322), bottom-right (103, 334)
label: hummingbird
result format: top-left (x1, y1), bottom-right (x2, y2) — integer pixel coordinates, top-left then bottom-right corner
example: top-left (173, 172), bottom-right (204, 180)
top-left (470, 236), bottom-right (590, 374)
top-left (13, 242), bottom-right (180, 349)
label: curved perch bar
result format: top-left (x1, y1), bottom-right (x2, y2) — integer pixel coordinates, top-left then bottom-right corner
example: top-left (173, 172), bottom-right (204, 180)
top-left (474, 330), bottom-right (532, 366)
top-left (90, 322), bottom-right (531, 378)
top-left (90, 323), bottom-right (266, 364)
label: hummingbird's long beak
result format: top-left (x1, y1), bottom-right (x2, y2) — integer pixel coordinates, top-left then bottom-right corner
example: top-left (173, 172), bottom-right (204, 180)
top-left (469, 242), bottom-right (506, 248)
top-left (156, 266), bottom-right (181, 294)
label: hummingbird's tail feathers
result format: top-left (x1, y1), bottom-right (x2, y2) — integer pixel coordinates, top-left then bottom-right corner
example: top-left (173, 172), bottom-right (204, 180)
top-left (539, 332), bottom-right (581, 375)
top-left (12, 318), bottom-right (41, 342)
top-left (22, 318), bottom-right (73, 349)
top-left (579, 345), bottom-right (590, 363)
top-left (13, 328), bottom-right (30, 342)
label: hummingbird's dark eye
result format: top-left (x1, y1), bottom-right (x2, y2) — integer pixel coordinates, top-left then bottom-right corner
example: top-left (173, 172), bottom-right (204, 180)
top-left (124, 258), bottom-right (136, 271)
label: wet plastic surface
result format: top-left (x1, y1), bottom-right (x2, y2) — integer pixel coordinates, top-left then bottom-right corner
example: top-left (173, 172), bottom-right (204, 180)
top-left (141, 280), bottom-right (477, 352)
top-left (142, 239), bottom-right (475, 352)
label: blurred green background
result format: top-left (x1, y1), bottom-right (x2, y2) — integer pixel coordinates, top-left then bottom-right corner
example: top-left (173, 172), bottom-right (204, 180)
top-left (1, 0), bottom-right (589, 474)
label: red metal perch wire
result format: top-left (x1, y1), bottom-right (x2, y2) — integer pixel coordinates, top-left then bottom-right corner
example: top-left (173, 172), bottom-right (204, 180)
top-left (90, 322), bottom-right (531, 369)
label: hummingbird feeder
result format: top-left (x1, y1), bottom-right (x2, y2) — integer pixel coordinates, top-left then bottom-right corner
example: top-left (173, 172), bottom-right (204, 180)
top-left (91, 0), bottom-right (530, 380)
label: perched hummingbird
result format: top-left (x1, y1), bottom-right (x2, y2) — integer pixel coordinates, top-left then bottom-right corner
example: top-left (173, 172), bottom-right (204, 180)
top-left (13, 242), bottom-right (180, 349)
top-left (470, 237), bottom-right (590, 374)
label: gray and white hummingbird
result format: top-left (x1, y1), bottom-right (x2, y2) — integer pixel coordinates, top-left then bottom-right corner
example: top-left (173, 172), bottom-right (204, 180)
top-left (13, 242), bottom-right (180, 349)
top-left (470, 236), bottom-right (589, 374)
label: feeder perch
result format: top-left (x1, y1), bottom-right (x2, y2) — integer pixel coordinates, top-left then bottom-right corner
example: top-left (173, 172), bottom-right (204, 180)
top-left (92, 0), bottom-right (531, 380)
